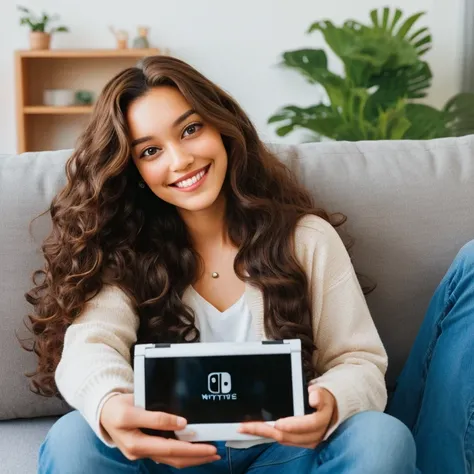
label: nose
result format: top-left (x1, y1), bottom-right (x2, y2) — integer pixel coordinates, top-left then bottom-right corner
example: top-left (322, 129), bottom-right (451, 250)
top-left (168, 144), bottom-right (194, 172)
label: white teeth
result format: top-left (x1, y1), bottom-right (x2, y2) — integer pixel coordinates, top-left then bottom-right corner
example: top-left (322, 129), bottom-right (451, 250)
top-left (175, 169), bottom-right (207, 189)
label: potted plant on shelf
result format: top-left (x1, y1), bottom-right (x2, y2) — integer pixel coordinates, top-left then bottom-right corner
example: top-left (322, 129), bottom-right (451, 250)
top-left (17, 6), bottom-right (69, 50)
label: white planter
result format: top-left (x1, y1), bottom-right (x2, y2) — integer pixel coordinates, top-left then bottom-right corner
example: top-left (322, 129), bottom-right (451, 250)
top-left (43, 89), bottom-right (76, 107)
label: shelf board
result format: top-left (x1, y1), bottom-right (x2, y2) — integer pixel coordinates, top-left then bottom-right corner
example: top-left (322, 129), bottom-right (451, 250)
top-left (17, 48), bottom-right (161, 58)
top-left (24, 106), bottom-right (93, 115)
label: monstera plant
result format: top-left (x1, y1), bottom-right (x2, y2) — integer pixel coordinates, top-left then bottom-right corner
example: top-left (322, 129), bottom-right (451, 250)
top-left (269, 7), bottom-right (474, 141)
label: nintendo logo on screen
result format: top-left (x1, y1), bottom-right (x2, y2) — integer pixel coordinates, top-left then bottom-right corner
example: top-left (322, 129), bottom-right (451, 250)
top-left (202, 372), bottom-right (237, 401)
top-left (208, 372), bottom-right (231, 394)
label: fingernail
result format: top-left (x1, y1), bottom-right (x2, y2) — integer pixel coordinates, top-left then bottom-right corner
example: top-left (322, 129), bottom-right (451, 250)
top-left (177, 417), bottom-right (187, 427)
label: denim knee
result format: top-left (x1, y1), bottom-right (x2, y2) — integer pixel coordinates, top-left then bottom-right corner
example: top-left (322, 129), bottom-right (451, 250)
top-left (342, 411), bottom-right (417, 474)
top-left (38, 411), bottom-right (106, 473)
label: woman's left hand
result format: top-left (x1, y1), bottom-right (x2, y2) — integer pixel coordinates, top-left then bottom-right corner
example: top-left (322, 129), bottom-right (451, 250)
top-left (237, 385), bottom-right (337, 449)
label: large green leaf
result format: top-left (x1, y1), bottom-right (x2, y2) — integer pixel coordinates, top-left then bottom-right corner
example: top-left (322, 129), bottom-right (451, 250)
top-left (369, 8), bottom-right (431, 56)
top-left (308, 19), bottom-right (419, 87)
top-left (403, 103), bottom-right (450, 139)
top-left (444, 93), bottom-right (474, 137)
top-left (364, 60), bottom-right (432, 119)
top-left (268, 104), bottom-right (345, 139)
top-left (281, 49), bottom-right (350, 108)
top-left (268, 94), bottom-right (411, 141)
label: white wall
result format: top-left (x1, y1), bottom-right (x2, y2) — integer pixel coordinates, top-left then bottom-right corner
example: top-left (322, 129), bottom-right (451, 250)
top-left (0, 0), bottom-right (465, 154)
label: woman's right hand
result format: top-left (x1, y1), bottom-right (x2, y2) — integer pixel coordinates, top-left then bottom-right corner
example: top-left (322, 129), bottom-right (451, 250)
top-left (100, 393), bottom-right (220, 468)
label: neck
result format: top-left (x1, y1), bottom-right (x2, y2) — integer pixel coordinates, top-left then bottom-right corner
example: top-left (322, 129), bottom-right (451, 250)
top-left (178, 193), bottom-right (230, 249)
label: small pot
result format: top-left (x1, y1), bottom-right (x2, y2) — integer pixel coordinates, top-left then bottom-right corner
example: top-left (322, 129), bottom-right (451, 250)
top-left (29, 32), bottom-right (51, 51)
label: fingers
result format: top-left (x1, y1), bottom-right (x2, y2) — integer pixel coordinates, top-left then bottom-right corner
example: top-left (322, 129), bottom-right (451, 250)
top-left (155, 455), bottom-right (221, 468)
top-left (238, 422), bottom-right (320, 448)
top-left (118, 406), bottom-right (187, 431)
top-left (275, 413), bottom-right (322, 434)
top-left (238, 422), bottom-right (283, 442)
top-left (124, 431), bottom-right (217, 460)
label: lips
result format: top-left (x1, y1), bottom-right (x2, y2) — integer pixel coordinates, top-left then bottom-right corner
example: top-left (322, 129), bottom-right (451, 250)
top-left (170, 164), bottom-right (211, 187)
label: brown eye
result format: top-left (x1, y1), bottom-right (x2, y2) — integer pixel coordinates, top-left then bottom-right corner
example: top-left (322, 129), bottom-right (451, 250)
top-left (140, 146), bottom-right (160, 158)
top-left (182, 123), bottom-right (203, 138)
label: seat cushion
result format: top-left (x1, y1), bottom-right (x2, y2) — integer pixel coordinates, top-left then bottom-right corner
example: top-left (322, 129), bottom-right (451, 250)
top-left (0, 417), bottom-right (58, 473)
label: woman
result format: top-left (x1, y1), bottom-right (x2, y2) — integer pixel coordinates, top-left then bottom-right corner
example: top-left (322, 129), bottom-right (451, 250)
top-left (27, 56), bottom-right (416, 473)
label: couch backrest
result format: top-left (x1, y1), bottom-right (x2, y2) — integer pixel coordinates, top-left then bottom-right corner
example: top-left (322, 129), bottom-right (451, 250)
top-left (1, 135), bottom-right (474, 420)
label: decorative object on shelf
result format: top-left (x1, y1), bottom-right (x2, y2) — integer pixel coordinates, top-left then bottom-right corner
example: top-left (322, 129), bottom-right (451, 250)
top-left (269, 6), bottom-right (474, 141)
top-left (75, 90), bottom-right (94, 105)
top-left (17, 5), bottom-right (69, 51)
top-left (132, 26), bottom-right (150, 49)
top-left (109, 26), bottom-right (129, 49)
top-left (43, 89), bottom-right (75, 107)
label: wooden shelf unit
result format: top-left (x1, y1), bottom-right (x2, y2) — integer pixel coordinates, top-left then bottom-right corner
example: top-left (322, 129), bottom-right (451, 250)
top-left (15, 48), bottom-right (160, 153)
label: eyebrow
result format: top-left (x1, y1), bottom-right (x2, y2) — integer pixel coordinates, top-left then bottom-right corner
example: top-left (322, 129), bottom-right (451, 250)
top-left (130, 109), bottom-right (197, 148)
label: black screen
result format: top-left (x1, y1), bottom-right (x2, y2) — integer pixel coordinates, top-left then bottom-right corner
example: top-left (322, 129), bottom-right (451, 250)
top-left (144, 354), bottom-right (295, 424)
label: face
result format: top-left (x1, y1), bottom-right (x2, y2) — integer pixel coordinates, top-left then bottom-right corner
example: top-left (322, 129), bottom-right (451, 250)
top-left (127, 86), bottom-right (228, 212)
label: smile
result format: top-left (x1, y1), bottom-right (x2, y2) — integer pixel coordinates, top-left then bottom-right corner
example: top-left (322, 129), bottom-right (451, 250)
top-left (171, 164), bottom-right (211, 190)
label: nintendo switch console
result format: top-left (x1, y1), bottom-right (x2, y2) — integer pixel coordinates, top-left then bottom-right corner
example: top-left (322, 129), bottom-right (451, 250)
top-left (134, 339), bottom-right (305, 441)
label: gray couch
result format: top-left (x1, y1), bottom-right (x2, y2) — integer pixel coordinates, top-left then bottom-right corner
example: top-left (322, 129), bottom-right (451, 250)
top-left (1, 136), bottom-right (474, 473)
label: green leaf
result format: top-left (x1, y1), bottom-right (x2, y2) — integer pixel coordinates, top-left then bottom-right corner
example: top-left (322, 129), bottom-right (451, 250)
top-left (275, 125), bottom-right (295, 137)
top-left (370, 8), bottom-right (404, 34)
top-left (396, 12), bottom-right (426, 39)
top-left (281, 49), bottom-right (349, 107)
top-left (413, 35), bottom-right (432, 49)
top-left (268, 104), bottom-right (345, 139)
top-left (388, 9), bottom-right (403, 33)
top-left (417, 47), bottom-right (431, 56)
top-left (443, 93), bottom-right (474, 136)
top-left (364, 60), bottom-right (432, 121)
top-left (368, 8), bottom-right (431, 56)
top-left (268, 113), bottom-right (290, 124)
top-left (404, 103), bottom-right (450, 139)
top-left (54, 26), bottom-right (69, 33)
top-left (370, 9), bottom-right (380, 28)
top-left (409, 27), bottom-right (429, 42)
top-left (382, 8), bottom-right (390, 29)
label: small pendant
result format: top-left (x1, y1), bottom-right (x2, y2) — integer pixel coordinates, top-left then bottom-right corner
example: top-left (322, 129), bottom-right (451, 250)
top-left (211, 272), bottom-right (219, 279)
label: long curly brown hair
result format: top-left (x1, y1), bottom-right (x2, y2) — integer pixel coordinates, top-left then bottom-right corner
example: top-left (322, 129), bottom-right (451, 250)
top-left (23, 55), bottom-right (352, 398)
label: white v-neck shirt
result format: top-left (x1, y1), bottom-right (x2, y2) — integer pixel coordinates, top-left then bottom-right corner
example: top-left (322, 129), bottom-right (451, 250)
top-left (182, 286), bottom-right (259, 343)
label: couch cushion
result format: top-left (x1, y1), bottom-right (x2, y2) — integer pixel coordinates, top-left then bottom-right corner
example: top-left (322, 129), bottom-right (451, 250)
top-left (0, 417), bottom-right (58, 473)
top-left (0, 151), bottom-right (71, 420)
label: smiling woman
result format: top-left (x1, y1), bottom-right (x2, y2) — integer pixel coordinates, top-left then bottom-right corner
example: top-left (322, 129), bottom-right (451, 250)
top-left (25, 55), bottom-right (416, 474)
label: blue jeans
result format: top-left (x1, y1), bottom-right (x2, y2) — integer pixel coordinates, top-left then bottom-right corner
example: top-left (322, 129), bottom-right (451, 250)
top-left (38, 410), bottom-right (415, 473)
top-left (387, 240), bottom-right (474, 473)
